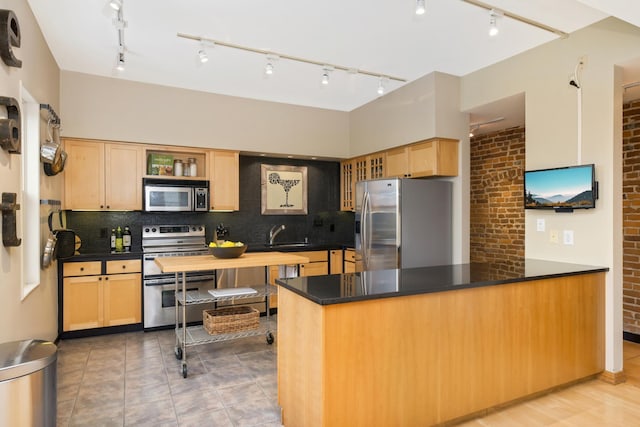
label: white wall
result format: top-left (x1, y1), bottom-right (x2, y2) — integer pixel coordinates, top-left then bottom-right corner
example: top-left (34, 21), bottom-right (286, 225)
top-left (60, 71), bottom-right (350, 159)
top-left (461, 17), bottom-right (640, 373)
top-left (0, 0), bottom-right (62, 343)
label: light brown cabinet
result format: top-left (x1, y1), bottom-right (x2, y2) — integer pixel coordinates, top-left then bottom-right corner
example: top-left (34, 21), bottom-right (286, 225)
top-left (340, 153), bottom-right (386, 212)
top-left (62, 259), bottom-right (141, 332)
top-left (384, 138), bottom-right (458, 178)
top-left (344, 248), bottom-right (356, 273)
top-left (330, 249), bottom-right (344, 274)
top-left (64, 139), bottom-right (142, 210)
top-left (207, 150), bottom-right (240, 211)
top-left (297, 250), bottom-right (330, 277)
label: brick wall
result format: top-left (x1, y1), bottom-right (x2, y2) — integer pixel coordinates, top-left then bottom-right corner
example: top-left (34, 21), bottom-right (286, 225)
top-left (623, 98), bottom-right (640, 335)
top-left (470, 126), bottom-right (526, 270)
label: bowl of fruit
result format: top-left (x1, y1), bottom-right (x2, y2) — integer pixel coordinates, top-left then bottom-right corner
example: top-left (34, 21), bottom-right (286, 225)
top-left (208, 241), bottom-right (247, 259)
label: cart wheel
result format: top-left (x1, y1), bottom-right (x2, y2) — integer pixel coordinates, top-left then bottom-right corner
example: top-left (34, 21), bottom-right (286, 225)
top-left (266, 332), bottom-right (274, 345)
top-left (175, 347), bottom-right (183, 360)
top-left (182, 363), bottom-right (188, 378)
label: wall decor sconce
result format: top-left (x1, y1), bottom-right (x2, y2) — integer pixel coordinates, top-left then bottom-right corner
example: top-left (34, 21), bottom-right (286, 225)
top-left (0, 96), bottom-right (21, 154)
top-left (1, 192), bottom-right (21, 247)
top-left (0, 9), bottom-right (21, 68)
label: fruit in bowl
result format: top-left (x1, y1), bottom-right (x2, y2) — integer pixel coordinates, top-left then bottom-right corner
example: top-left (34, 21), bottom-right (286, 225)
top-left (208, 241), bottom-right (247, 259)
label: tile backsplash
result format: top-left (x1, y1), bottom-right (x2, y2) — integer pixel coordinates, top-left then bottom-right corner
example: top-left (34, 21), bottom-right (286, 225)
top-left (66, 155), bottom-right (354, 254)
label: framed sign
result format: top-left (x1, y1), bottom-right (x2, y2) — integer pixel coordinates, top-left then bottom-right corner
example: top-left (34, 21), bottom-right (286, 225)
top-left (261, 164), bottom-right (307, 215)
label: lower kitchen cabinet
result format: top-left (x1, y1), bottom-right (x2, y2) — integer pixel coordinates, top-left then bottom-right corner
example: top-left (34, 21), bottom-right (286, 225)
top-left (330, 249), bottom-right (344, 274)
top-left (62, 259), bottom-right (141, 332)
top-left (344, 248), bottom-right (356, 273)
top-left (297, 251), bottom-right (329, 277)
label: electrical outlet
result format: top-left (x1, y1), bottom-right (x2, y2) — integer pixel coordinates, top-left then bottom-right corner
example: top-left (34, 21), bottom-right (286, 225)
top-left (537, 218), bottom-right (545, 232)
top-left (563, 230), bottom-right (574, 245)
top-left (550, 229), bottom-right (559, 243)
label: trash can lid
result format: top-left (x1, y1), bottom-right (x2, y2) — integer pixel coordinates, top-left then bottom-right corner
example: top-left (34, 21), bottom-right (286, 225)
top-left (0, 339), bottom-right (57, 382)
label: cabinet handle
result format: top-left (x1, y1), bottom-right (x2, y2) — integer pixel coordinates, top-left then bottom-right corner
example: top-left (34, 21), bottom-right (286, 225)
top-left (122, 265), bottom-right (126, 269)
top-left (100, 205), bottom-right (104, 208)
top-left (105, 277), bottom-right (109, 281)
top-left (80, 267), bottom-right (84, 271)
top-left (99, 277), bottom-right (102, 281)
top-left (106, 205), bottom-right (110, 209)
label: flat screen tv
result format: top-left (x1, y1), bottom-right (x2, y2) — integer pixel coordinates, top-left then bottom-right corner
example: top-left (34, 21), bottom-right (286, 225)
top-left (524, 164), bottom-right (597, 211)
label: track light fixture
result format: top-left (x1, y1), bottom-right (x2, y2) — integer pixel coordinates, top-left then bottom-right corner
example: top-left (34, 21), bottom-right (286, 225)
top-left (177, 33), bottom-right (407, 93)
top-left (488, 9), bottom-right (501, 37)
top-left (377, 77), bottom-right (387, 96)
top-left (108, 0), bottom-right (122, 11)
top-left (198, 47), bottom-right (208, 64)
top-left (111, 1), bottom-right (127, 72)
top-left (116, 50), bottom-right (125, 71)
top-left (415, 0), bottom-right (426, 16)
top-left (321, 67), bottom-right (331, 85)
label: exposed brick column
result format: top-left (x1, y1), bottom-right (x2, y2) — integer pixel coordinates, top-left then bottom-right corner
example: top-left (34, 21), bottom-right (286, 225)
top-left (623, 98), bottom-right (640, 335)
top-left (470, 127), bottom-right (525, 268)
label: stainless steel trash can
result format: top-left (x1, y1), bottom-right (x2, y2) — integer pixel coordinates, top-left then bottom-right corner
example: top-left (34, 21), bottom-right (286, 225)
top-left (0, 339), bottom-right (57, 427)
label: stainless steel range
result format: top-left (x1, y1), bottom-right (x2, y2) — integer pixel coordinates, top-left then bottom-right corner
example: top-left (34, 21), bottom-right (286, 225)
top-left (142, 224), bottom-right (213, 329)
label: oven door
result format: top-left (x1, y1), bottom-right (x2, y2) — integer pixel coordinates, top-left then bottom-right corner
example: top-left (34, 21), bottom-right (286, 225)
top-left (143, 275), bottom-right (215, 329)
top-left (144, 185), bottom-right (193, 212)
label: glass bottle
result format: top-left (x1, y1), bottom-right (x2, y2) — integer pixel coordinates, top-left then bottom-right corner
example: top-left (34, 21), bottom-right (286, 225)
top-left (110, 228), bottom-right (116, 252)
top-left (173, 159), bottom-right (183, 177)
top-left (188, 158), bottom-right (197, 177)
top-left (115, 226), bottom-right (124, 253)
top-left (123, 226), bottom-right (132, 252)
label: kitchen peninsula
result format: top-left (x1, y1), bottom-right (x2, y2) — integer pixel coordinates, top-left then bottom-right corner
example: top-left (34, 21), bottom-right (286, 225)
top-left (276, 259), bottom-right (607, 427)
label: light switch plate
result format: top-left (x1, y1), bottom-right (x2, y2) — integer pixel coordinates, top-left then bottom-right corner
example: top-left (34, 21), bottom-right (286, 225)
top-left (537, 218), bottom-right (545, 232)
top-left (563, 230), bottom-right (574, 245)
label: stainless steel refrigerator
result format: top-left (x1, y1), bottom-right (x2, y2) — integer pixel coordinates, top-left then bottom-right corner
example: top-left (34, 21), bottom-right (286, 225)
top-left (355, 178), bottom-right (452, 271)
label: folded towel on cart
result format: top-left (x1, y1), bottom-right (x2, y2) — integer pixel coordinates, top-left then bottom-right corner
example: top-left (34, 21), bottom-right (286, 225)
top-left (208, 287), bottom-right (258, 297)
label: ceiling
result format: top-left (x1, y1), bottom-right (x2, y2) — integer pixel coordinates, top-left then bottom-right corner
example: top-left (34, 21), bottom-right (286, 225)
top-left (26, 0), bottom-right (640, 132)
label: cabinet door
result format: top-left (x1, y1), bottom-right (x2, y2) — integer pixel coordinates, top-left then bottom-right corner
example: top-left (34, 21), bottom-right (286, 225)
top-left (105, 143), bottom-right (143, 210)
top-left (408, 139), bottom-right (459, 177)
top-left (63, 276), bottom-right (103, 331)
top-left (368, 153), bottom-right (385, 179)
top-left (268, 265), bottom-right (280, 309)
top-left (64, 139), bottom-right (105, 209)
top-left (330, 250), bottom-right (343, 274)
top-left (340, 159), bottom-right (355, 211)
top-left (209, 150), bottom-right (239, 211)
top-left (384, 146), bottom-right (408, 178)
top-left (103, 273), bottom-right (141, 326)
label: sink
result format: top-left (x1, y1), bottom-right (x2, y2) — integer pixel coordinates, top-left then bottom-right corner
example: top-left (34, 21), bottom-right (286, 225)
top-left (264, 242), bottom-right (312, 249)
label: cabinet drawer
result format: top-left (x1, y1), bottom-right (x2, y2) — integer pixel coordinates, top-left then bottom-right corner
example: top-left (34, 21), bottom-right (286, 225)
top-left (344, 249), bottom-right (355, 262)
top-left (295, 251), bottom-right (328, 262)
top-left (64, 261), bottom-right (101, 277)
top-left (106, 259), bottom-right (141, 274)
top-left (300, 261), bottom-right (329, 277)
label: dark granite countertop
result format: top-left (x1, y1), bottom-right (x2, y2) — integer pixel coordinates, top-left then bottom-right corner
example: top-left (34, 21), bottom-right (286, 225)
top-left (275, 259), bottom-right (609, 305)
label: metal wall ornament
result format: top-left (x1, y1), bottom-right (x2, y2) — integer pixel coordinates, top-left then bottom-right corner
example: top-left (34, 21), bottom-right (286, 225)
top-left (261, 164), bottom-right (308, 215)
top-left (0, 96), bottom-right (21, 154)
top-left (0, 9), bottom-right (21, 68)
top-left (1, 192), bottom-right (21, 247)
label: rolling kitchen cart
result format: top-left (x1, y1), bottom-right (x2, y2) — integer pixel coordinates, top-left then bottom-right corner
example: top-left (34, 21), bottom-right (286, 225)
top-left (154, 252), bottom-right (309, 378)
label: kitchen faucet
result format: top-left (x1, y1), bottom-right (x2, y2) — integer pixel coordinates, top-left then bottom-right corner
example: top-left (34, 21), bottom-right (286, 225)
top-left (269, 224), bottom-right (286, 245)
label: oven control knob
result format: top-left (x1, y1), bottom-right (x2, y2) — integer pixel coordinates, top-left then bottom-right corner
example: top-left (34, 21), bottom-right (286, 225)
top-left (144, 228), bottom-right (150, 233)
top-left (151, 227), bottom-right (157, 233)
top-left (198, 226), bottom-right (203, 231)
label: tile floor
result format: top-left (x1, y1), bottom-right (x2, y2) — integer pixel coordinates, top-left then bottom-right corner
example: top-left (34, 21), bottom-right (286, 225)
top-left (57, 324), bottom-right (640, 427)
top-left (56, 318), bottom-right (281, 427)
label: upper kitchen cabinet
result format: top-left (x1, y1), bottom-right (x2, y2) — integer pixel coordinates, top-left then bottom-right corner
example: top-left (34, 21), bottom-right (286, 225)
top-left (207, 150), bottom-right (239, 211)
top-left (340, 153), bottom-right (386, 211)
top-left (64, 138), bottom-right (142, 210)
top-left (385, 138), bottom-right (458, 178)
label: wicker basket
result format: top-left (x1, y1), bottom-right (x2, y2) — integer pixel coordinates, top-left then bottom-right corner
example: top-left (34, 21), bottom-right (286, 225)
top-left (203, 306), bottom-right (260, 335)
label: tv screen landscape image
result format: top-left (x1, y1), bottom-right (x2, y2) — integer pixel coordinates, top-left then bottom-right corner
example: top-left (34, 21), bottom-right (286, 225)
top-left (524, 164), bottom-right (596, 210)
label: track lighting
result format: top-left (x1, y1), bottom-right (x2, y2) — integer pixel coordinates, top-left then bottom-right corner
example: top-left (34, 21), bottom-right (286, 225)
top-left (264, 55), bottom-right (278, 76)
top-left (415, 0), bottom-right (426, 15)
top-left (321, 67), bottom-right (331, 85)
top-left (176, 33), bottom-right (407, 93)
top-left (109, 0), bottom-right (122, 11)
top-left (116, 52), bottom-right (125, 71)
top-left (377, 77), bottom-right (387, 96)
top-left (198, 48), bottom-right (208, 64)
top-left (488, 10), bottom-right (501, 37)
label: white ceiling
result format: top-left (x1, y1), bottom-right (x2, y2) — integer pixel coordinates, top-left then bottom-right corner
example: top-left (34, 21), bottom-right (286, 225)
top-left (26, 0), bottom-right (640, 121)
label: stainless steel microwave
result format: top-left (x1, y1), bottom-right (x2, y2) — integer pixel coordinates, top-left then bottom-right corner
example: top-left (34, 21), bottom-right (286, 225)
top-left (143, 178), bottom-right (209, 212)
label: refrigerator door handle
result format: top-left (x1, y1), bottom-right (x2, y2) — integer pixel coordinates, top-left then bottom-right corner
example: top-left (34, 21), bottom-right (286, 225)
top-left (362, 190), bottom-right (371, 268)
